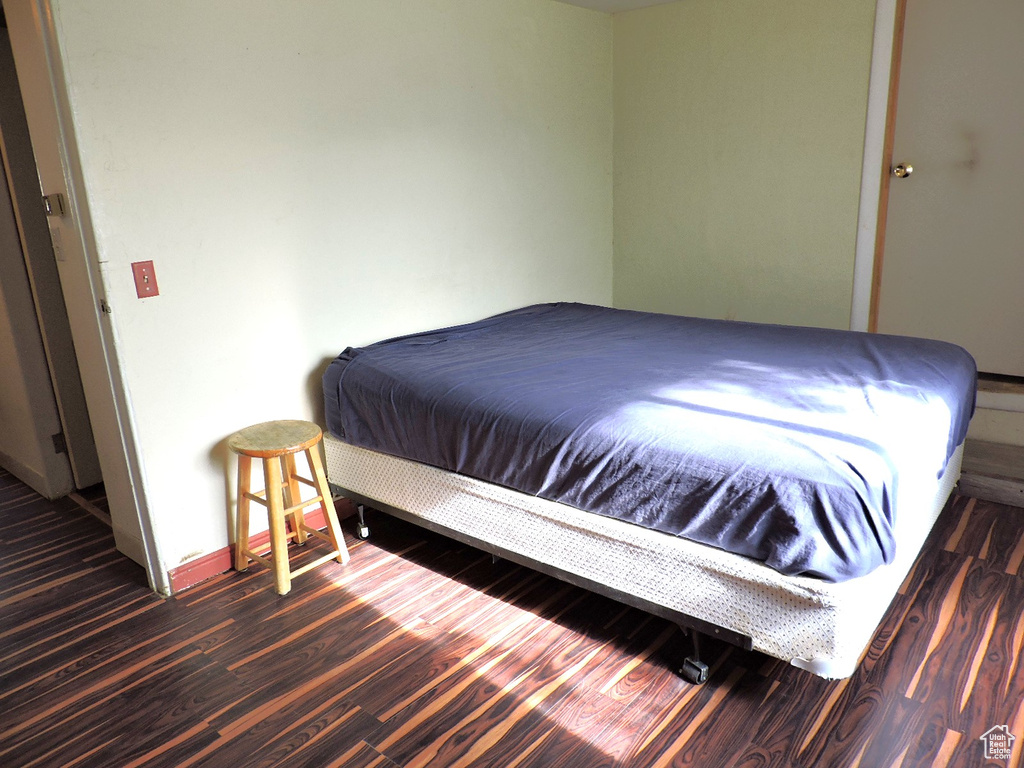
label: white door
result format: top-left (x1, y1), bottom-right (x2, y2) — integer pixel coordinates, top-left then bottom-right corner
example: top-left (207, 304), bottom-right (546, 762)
top-left (1, 28), bottom-right (103, 491)
top-left (876, 0), bottom-right (1024, 376)
top-left (0, 130), bottom-right (76, 499)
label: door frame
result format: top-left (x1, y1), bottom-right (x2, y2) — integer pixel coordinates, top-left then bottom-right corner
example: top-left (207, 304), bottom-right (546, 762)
top-left (850, 0), bottom-right (906, 333)
top-left (865, 0), bottom-right (906, 334)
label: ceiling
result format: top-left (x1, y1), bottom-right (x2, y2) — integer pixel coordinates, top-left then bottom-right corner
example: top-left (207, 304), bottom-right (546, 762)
top-left (555, 0), bottom-right (680, 12)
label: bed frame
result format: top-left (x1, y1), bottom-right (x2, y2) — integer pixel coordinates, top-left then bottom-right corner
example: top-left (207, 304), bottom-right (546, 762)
top-left (324, 434), bottom-right (963, 682)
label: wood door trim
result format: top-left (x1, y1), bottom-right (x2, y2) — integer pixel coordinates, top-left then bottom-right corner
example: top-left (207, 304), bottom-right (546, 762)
top-left (868, 0), bottom-right (908, 333)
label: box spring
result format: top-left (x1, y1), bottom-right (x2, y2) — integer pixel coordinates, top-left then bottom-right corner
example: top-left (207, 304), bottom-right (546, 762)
top-left (324, 435), bottom-right (962, 678)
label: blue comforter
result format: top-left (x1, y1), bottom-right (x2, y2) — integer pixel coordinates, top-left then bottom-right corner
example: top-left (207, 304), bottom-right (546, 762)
top-left (324, 303), bottom-right (976, 581)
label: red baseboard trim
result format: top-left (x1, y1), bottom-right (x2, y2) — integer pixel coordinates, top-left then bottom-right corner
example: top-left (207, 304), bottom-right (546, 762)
top-left (167, 499), bottom-right (355, 594)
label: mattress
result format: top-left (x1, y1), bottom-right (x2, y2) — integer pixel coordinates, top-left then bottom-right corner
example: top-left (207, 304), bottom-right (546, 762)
top-left (324, 303), bottom-right (977, 581)
top-left (324, 435), bottom-right (963, 678)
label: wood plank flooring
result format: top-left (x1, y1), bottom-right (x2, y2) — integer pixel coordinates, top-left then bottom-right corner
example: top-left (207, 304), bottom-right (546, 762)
top-left (2, 465), bottom-right (1023, 767)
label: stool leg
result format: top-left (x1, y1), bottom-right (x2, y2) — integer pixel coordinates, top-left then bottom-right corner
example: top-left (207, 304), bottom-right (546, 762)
top-left (307, 443), bottom-right (349, 564)
top-left (283, 453), bottom-right (307, 545)
top-left (235, 455), bottom-right (252, 572)
top-left (264, 457), bottom-right (292, 595)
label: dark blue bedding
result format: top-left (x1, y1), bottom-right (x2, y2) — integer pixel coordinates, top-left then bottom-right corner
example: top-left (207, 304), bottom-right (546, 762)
top-left (324, 303), bottom-right (976, 581)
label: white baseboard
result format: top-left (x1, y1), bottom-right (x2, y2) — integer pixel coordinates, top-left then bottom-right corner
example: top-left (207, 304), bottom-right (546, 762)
top-left (977, 391), bottom-right (1024, 413)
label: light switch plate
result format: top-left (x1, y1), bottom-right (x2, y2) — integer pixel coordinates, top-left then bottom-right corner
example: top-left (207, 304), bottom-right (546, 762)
top-left (131, 260), bottom-right (159, 298)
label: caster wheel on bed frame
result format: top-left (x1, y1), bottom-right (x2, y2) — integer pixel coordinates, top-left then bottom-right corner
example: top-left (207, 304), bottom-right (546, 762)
top-left (354, 504), bottom-right (370, 539)
top-left (679, 657), bottom-right (709, 685)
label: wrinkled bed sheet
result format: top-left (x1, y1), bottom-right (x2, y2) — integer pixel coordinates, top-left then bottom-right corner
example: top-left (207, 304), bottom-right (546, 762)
top-left (324, 303), bottom-right (976, 581)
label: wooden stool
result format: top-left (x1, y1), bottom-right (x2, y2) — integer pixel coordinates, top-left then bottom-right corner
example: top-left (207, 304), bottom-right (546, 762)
top-left (229, 420), bottom-right (349, 594)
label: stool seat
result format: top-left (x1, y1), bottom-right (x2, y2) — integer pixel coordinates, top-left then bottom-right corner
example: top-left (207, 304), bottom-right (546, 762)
top-left (229, 419), bottom-right (349, 594)
top-left (228, 419), bottom-right (322, 458)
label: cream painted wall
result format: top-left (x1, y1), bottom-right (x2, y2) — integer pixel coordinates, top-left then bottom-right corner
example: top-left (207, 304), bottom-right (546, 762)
top-left (47, 0), bottom-right (613, 573)
top-left (612, 0), bottom-right (876, 328)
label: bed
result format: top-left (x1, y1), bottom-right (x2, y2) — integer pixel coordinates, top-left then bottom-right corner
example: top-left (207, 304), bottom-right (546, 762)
top-left (321, 303), bottom-right (977, 681)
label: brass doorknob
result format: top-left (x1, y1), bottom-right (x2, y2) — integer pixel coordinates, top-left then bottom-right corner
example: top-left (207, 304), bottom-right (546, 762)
top-left (892, 163), bottom-right (913, 178)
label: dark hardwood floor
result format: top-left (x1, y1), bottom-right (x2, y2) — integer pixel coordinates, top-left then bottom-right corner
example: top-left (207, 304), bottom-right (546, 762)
top-left (1, 465), bottom-right (1023, 767)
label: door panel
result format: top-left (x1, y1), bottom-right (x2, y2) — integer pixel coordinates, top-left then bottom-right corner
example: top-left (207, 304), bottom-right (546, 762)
top-left (1, 28), bottom-right (102, 488)
top-left (877, 0), bottom-right (1024, 376)
top-left (0, 130), bottom-right (75, 498)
